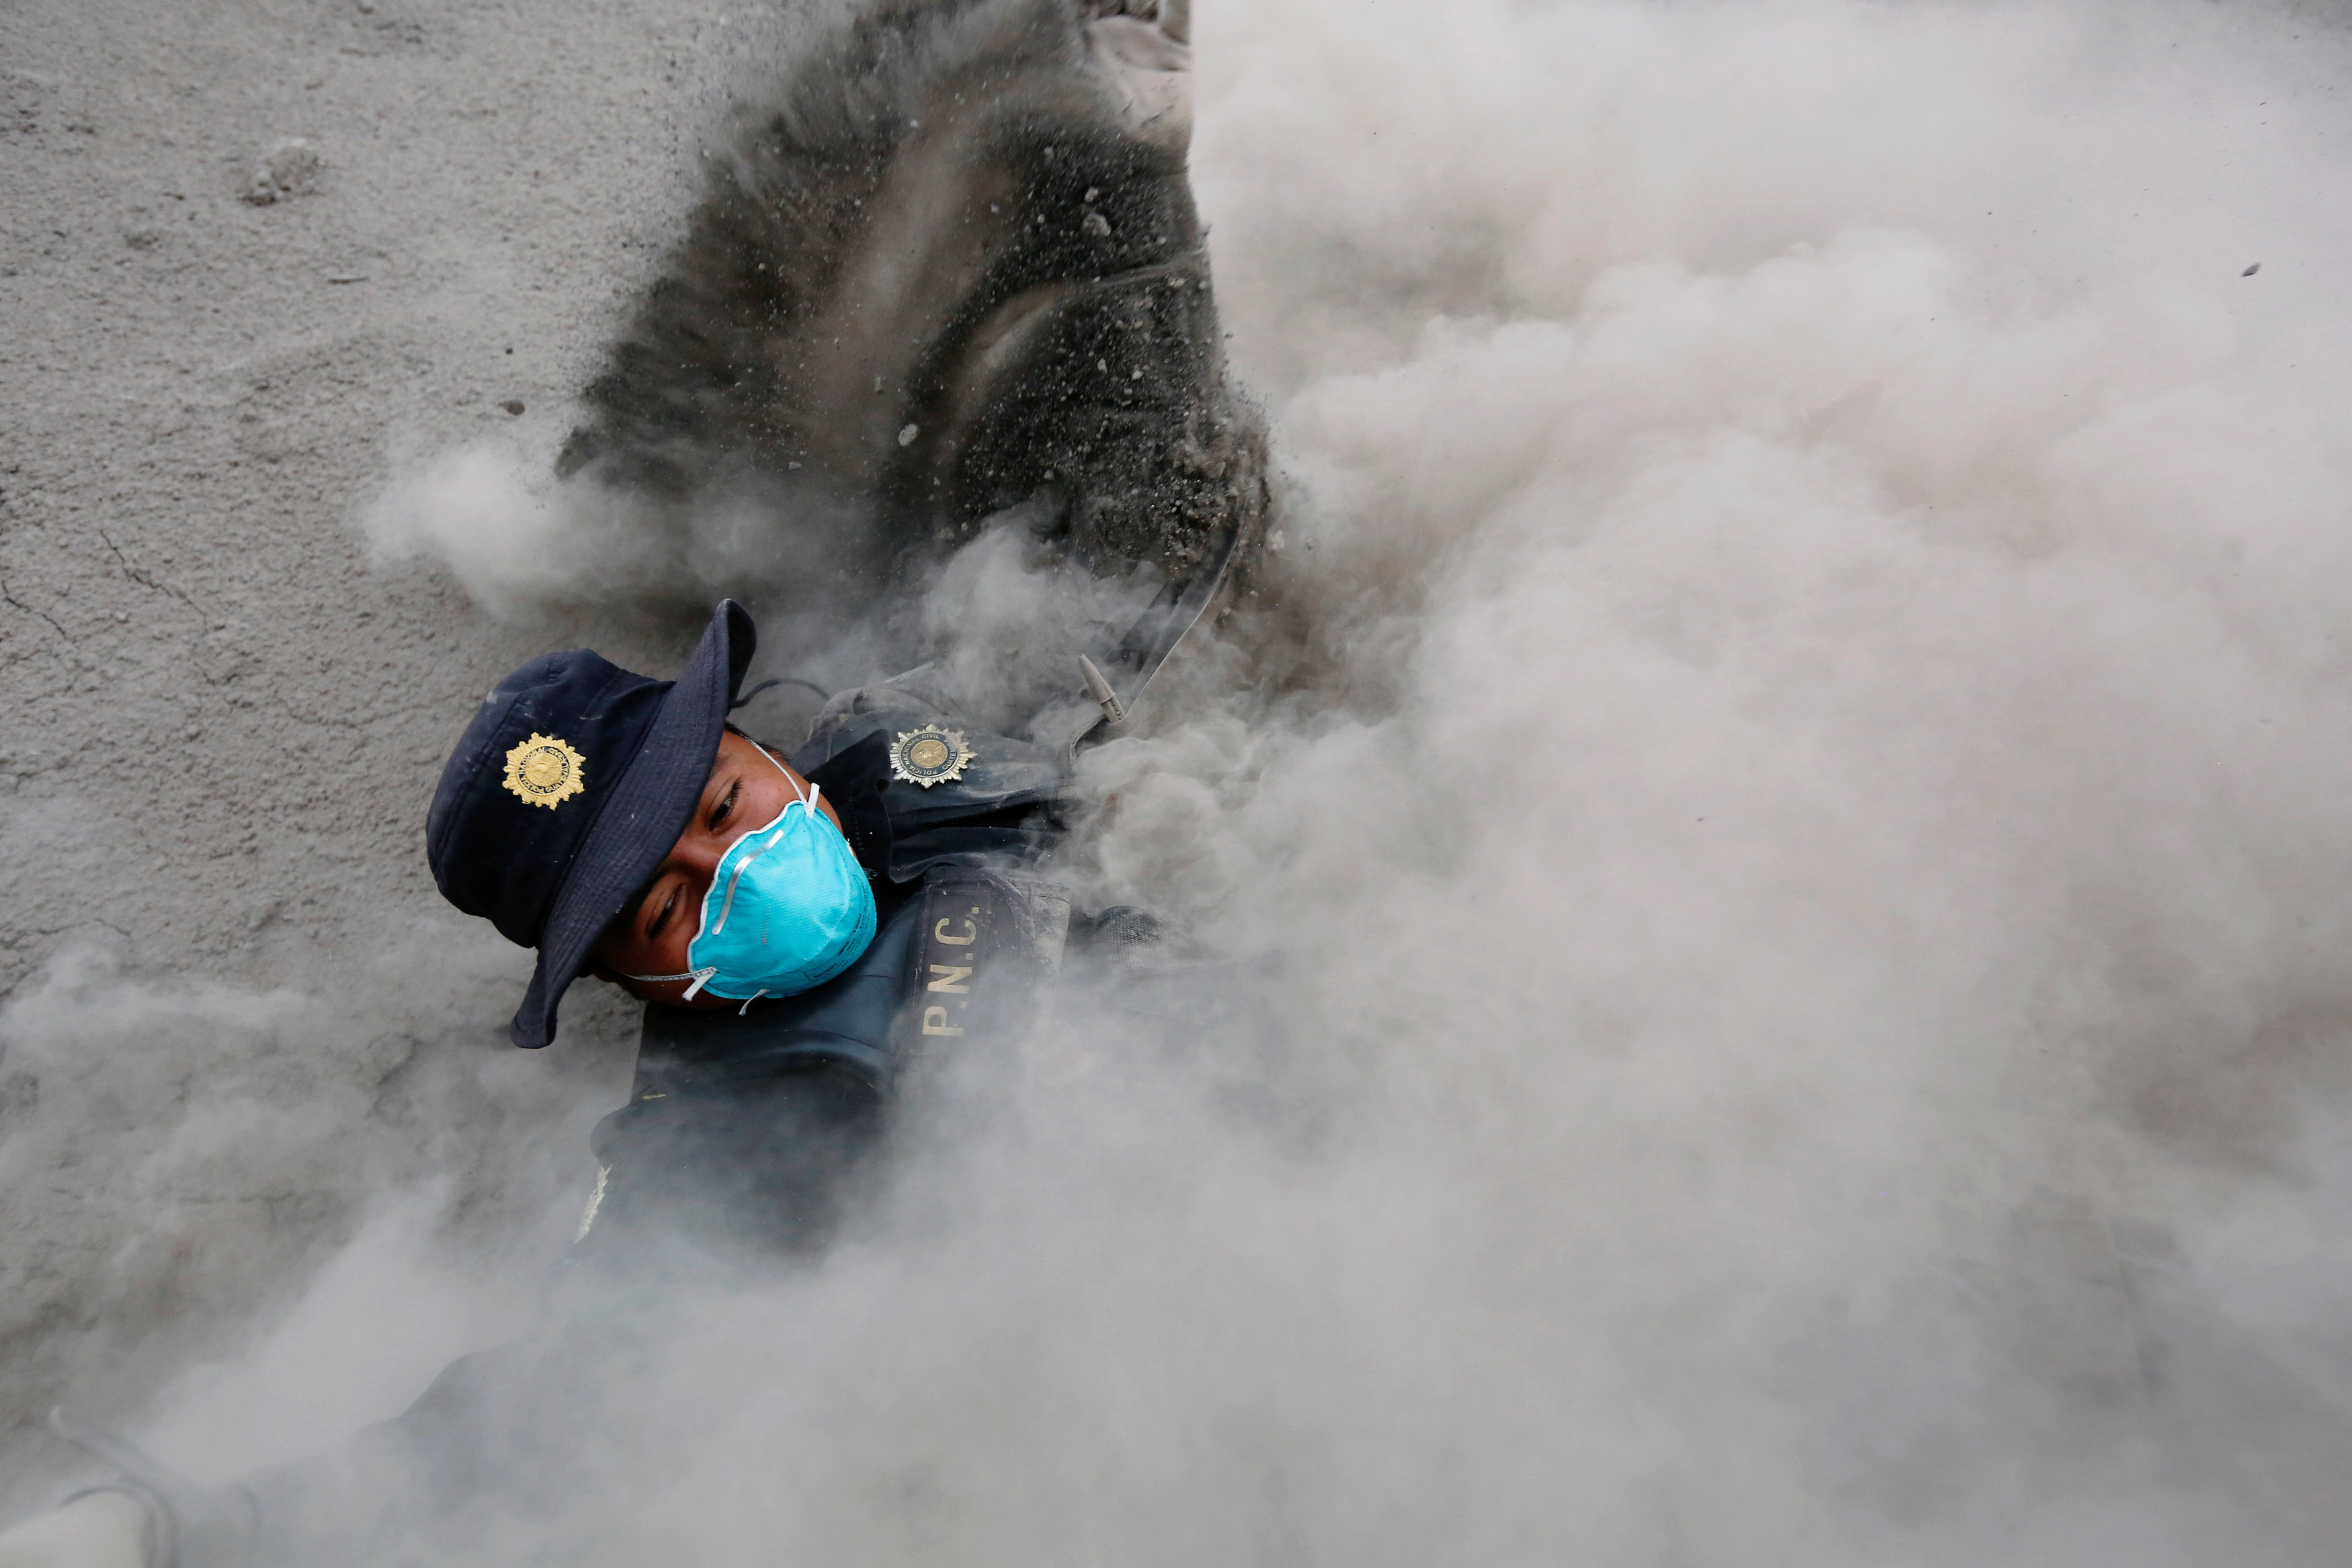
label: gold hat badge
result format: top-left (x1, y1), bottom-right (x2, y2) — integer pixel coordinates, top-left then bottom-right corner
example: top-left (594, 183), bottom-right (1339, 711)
top-left (888, 724), bottom-right (975, 788)
top-left (503, 732), bottom-right (588, 809)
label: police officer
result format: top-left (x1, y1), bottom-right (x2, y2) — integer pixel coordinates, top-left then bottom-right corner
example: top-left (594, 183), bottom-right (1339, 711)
top-left (432, 597), bottom-right (1084, 1261)
top-left (2, 600), bottom-right (1104, 1567)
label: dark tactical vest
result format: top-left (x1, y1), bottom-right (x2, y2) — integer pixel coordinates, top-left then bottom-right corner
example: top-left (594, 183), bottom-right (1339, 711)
top-left (575, 685), bottom-right (1077, 1264)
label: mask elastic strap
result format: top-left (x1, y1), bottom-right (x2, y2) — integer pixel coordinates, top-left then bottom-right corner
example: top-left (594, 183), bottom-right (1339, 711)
top-left (752, 741), bottom-right (822, 820)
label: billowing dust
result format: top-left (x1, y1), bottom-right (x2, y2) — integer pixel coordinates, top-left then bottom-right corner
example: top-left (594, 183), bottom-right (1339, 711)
top-left (9, 0), bottom-right (2352, 1562)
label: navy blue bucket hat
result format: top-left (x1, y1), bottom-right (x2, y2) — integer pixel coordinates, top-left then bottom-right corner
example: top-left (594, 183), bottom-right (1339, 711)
top-left (427, 601), bottom-right (755, 1047)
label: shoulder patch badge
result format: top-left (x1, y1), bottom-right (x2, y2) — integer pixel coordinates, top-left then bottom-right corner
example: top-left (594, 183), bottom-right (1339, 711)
top-left (889, 724), bottom-right (975, 788)
top-left (503, 732), bottom-right (587, 809)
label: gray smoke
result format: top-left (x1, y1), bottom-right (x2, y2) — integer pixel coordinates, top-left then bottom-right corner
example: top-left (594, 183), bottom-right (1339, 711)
top-left (10, 0), bottom-right (2352, 1561)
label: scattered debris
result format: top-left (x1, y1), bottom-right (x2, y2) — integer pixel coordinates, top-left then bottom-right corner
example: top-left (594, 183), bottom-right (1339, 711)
top-left (1083, 210), bottom-right (1112, 238)
top-left (243, 138), bottom-right (321, 204)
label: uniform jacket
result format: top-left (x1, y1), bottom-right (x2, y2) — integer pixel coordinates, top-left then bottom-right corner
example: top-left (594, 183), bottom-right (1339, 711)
top-left (577, 686), bottom-right (1076, 1263)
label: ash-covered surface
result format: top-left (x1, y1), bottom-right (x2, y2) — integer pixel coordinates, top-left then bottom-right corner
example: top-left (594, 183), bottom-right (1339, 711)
top-left (7, 0), bottom-right (2352, 1561)
top-left (0, 0), bottom-right (770, 1508)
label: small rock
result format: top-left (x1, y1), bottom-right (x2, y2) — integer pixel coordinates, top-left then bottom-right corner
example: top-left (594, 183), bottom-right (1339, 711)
top-left (898, 423), bottom-right (919, 446)
top-left (243, 138), bottom-right (322, 205)
top-left (501, 400), bottom-right (526, 416)
top-left (1082, 210), bottom-right (1112, 238)
top-left (2242, 261), bottom-right (2261, 277)
top-left (124, 228), bottom-right (161, 251)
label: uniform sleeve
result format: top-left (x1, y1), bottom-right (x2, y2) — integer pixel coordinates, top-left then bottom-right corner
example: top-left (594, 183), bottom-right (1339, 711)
top-left (574, 1061), bottom-right (883, 1266)
top-left (566, 890), bottom-right (927, 1272)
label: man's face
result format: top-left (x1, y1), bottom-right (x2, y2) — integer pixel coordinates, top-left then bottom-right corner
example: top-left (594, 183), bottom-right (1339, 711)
top-left (590, 729), bottom-right (843, 1008)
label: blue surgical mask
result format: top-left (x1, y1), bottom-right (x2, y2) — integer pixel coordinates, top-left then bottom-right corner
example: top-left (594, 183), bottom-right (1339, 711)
top-left (624, 745), bottom-right (877, 1007)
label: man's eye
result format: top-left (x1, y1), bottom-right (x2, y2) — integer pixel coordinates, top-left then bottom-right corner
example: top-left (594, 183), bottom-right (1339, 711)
top-left (648, 887), bottom-right (678, 939)
top-left (710, 779), bottom-right (739, 831)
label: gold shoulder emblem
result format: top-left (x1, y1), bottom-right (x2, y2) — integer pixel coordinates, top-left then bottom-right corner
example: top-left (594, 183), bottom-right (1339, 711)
top-left (503, 732), bottom-right (587, 808)
top-left (889, 724), bottom-right (975, 788)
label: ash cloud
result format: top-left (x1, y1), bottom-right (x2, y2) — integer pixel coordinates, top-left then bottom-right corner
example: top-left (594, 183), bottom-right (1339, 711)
top-left (11, 0), bottom-right (2352, 1561)
top-left (0, 937), bottom-right (638, 1515)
